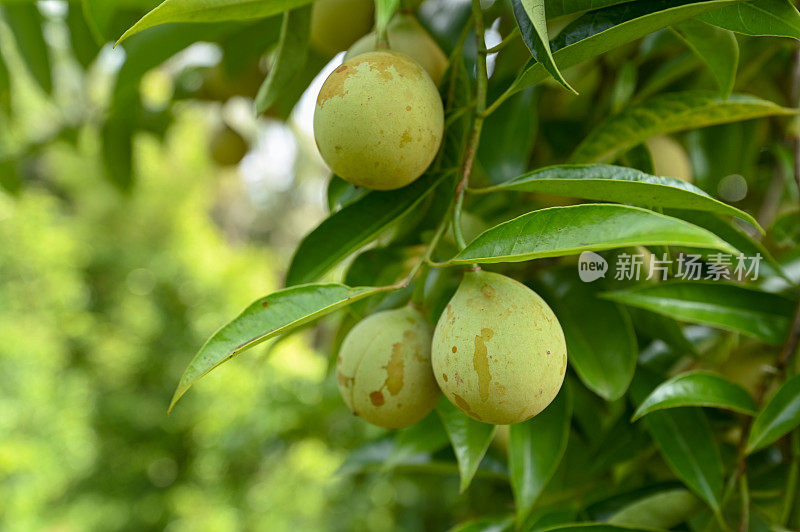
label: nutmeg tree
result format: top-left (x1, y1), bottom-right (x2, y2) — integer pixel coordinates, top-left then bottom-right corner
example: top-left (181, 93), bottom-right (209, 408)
top-left (6, 0), bottom-right (800, 529)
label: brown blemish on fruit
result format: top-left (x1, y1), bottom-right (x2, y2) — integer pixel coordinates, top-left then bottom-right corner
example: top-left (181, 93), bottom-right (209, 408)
top-left (453, 393), bottom-right (481, 421)
top-left (481, 284), bottom-right (495, 299)
top-left (399, 130), bottom-right (413, 148)
top-left (317, 63), bottom-right (359, 107)
top-left (442, 374), bottom-right (448, 382)
top-left (370, 391), bottom-right (385, 406)
top-left (406, 105), bottom-right (412, 111)
top-left (384, 341), bottom-right (405, 396)
top-left (474, 328), bottom-right (494, 402)
top-left (452, 346), bottom-right (457, 353)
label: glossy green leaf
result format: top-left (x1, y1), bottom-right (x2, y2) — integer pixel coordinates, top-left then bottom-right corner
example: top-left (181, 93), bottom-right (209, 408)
top-left (477, 87), bottom-right (538, 185)
top-left (538, 524), bottom-right (658, 532)
top-left (747, 374), bottom-right (800, 453)
top-left (632, 370), bottom-right (757, 421)
top-left (387, 411), bottom-right (450, 467)
top-left (512, 0), bottom-right (575, 93)
top-left (540, 271), bottom-right (637, 401)
top-left (437, 400), bottom-right (497, 492)
top-left (607, 489), bottom-right (701, 528)
top-left (2, 3), bottom-right (52, 94)
top-left (509, 387), bottom-right (571, 524)
top-left (117, 0), bottom-right (314, 43)
top-left (543, 0), bottom-right (635, 18)
top-left (169, 284), bottom-right (388, 412)
top-left (471, 164), bottom-right (759, 230)
top-left (603, 282), bottom-right (794, 344)
top-left (450, 515), bottom-right (514, 532)
top-left (508, 0), bottom-right (738, 95)
top-left (254, 7), bottom-right (310, 115)
top-left (450, 204), bottom-right (737, 265)
top-left (673, 19), bottom-right (738, 96)
top-left (629, 373), bottom-right (724, 511)
top-left (287, 171), bottom-right (450, 286)
top-left (571, 92), bottom-right (796, 163)
top-left (698, 0), bottom-right (800, 39)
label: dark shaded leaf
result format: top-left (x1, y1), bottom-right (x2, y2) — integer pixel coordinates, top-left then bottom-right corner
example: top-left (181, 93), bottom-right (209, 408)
top-left (437, 400), bottom-right (497, 492)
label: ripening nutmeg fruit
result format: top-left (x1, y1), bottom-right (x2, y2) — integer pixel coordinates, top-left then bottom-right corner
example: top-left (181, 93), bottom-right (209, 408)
top-left (337, 305), bottom-right (441, 428)
top-left (313, 50), bottom-right (444, 190)
top-left (432, 270), bottom-right (567, 425)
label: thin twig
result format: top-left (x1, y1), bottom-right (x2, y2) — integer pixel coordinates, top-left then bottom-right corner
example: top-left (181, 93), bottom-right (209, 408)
top-left (486, 26), bottom-right (520, 54)
top-left (453, 0), bottom-right (489, 251)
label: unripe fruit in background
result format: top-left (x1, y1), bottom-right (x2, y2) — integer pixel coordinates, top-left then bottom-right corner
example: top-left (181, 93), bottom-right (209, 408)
top-left (432, 270), bottom-right (567, 425)
top-left (337, 305), bottom-right (441, 429)
top-left (345, 13), bottom-right (449, 86)
top-left (314, 50), bottom-right (444, 190)
top-left (209, 125), bottom-right (248, 167)
top-left (309, 0), bottom-right (375, 57)
top-left (646, 135), bottom-right (694, 183)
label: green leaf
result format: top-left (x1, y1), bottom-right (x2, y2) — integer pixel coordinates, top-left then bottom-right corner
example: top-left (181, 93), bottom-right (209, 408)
top-left (543, 0), bottom-right (635, 19)
top-left (607, 489), bottom-right (701, 528)
top-left (538, 524), bottom-right (660, 532)
top-left (512, 0), bottom-right (576, 93)
top-left (571, 92), bottom-right (796, 163)
top-left (2, 3), bottom-right (52, 94)
top-left (117, 0), bottom-right (314, 44)
top-left (254, 7), bottom-right (311, 115)
top-left (286, 171), bottom-right (450, 286)
top-left (66, 3), bottom-right (101, 68)
top-left (632, 370), bottom-right (757, 421)
top-left (386, 411), bottom-right (450, 467)
top-left (540, 271), bottom-right (637, 401)
top-left (101, 116), bottom-right (135, 191)
top-left (698, 0), bottom-right (800, 40)
top-left (477, 87), bottom-right (538, 185)
top-left (629, 372), bottom-right (724, 511)
top-left (508, 0), bottom-right (739, 96)
top-left (450, 204), bottom-right (737, 265)
top-left (0, 47), bottom-right (10, 113)
top-left (168, 284), bottom-right (388, 412)
top-left (747, 374), bottom-right (800, 453)
top-left (673, 19), bottom-right (738, 97)
top-left (509, 387), bottom-right (571, 524)
top-left (471, 164), bottom-right (760, 230)
top-left (437, 400), bottom-right (497, 493)
top-left (603, 282), bottom-right (795, 344)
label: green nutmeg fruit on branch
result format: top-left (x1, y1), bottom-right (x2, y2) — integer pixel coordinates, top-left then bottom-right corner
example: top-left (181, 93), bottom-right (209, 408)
top-left (337, 305), bottom-right (441, 429)
top-left (432, 270), bottom-right (567, 425)
top-left (313, 50), bottom-right (444, 190)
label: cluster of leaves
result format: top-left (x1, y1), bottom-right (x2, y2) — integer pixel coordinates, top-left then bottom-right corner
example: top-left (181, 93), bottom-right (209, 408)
top-left (5, 0), bottom-right (800, 530)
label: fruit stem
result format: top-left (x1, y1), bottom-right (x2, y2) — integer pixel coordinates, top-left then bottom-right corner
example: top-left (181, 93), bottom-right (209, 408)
top-left (452, 0), bottom-right (489, 252)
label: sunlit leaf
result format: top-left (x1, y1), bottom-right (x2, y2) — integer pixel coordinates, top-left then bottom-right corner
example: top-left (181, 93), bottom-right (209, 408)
top-left (571, 92), bottom-right (796, 163)
top-left (117, 0), bottom-right (314, 43)
top-left (747, 374), bottom-right (800, 453)
top-left (450, 204), bottom-right (737, 265)
top-left (603, 282), bottom-right (794, 344)
top-left (632, 370), bottom-right (757, 421)
top-left (169, 284), bottom-right (389, 412)
top-left (471, 164), bottom-right (760, 230)
top-left (699, 0), bottom-right (800, 39)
